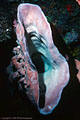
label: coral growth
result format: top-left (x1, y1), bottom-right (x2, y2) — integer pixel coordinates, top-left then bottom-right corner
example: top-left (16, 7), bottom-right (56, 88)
top-left (7, 3), bottom-right (70, 115)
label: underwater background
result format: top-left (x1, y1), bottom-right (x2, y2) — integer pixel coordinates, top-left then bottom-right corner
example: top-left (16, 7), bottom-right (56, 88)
top-left (0, 0), bottom-right (80, 120)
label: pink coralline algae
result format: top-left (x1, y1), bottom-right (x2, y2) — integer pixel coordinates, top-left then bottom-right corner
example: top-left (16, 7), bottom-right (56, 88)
top-left (8, 3), bottom-right (70, 115)
top-left (75, 59), bottom-right (80, 82)
top-left (76, 0), bottom-right (80, 5)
